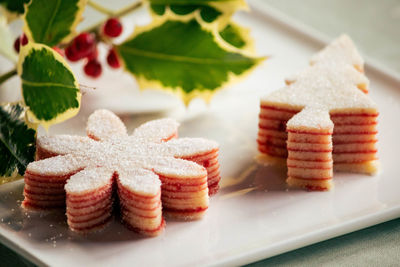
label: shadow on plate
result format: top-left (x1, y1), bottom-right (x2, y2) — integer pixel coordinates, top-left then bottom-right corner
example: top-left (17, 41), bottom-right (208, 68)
top-left (219, 162), bottom-right (289, 200)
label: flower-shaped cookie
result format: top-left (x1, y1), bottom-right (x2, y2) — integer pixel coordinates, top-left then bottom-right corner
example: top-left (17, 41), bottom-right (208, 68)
top-left (22, 110), bottom-right (220, 236)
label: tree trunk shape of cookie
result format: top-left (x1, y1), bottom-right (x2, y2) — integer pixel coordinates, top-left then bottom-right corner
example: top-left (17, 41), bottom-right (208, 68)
top-left (257, 35), bottom-right (379, 191)
top-left (22, 110), bottom-right (220, 236)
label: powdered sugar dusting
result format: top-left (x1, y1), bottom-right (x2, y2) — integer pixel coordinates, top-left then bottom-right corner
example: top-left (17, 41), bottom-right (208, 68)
top-left (147, 157), bottom-right (207, 179)
top-left (117, 169), bottom-right (160, 196)
top-left (263, 64), bottom-right (376, 111)
top-left (132, 118), bottom-right (179, 143)
top-left (287, 107), bottom-right (333, 130)
top-left (285, 64), bottom-right (369, 93)
top-left (65, 167), bottom-right (114, 194)
top-left (166, 138), bottom-right (219, 157)
top-left (37, 135), bottom-right (96, 156)
top-left (310, 34), bottom-right (364, 70)
top-left (27, 154), bottom-right (85, 176)
top-left (86, 109), bottom-right (127, 141)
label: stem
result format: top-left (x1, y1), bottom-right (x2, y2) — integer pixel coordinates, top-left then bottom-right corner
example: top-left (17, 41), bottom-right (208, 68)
top-left (88, 0), bottom-right (115, 16)
top-left (84, 0), bottom-right (143, 33)
top-left (0, 69), bottom-right (17, 86)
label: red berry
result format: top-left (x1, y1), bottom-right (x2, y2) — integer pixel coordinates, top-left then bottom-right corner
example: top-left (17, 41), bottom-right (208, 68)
top-left (52, 46), bottom-right (64, 57)
top-left (106, 49), bottom-right (121, 69)
top-left (14, 37), bottom-right (20, 52)
top-left (84, 59), bottom-right (102, 78)
top-left (73, 33), bottom-right (95, 57)
top-left (65, 32), bottom-right (96, 62)
top-left (103, 18), bottom-right (123, 38)
top-left (13, 34), bottom-right (28, 53)
top-left (21, 34), bottom-right (28, 46)
top-left (65, 45), bottom-right (82, 62)
top-left (86, 45), bottom-right (98, 60)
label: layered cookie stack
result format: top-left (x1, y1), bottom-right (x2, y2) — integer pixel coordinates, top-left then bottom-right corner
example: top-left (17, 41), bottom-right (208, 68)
top-left (116, 169), bottom-right (164, 236)
top-left (258, 35), bottom-right (379, 190)
top-left (167, 138), bottom-right (221, 196)
top-left (330, 110), bottom-right (378, 173)
top-left (23, 155), bottom-right (84, 210)
top-left (65, 167), bottom-right (114, 233)
top-left (285, 108), bottom-right (334, 190)
top-left (156, 158), bottom-right (209, 220)
top-left (181, 148), bottom-right (221, 196)
top-left (23, 136), bottom-right (92, 210)
top-left (22, 110), bottom-right (221, 236)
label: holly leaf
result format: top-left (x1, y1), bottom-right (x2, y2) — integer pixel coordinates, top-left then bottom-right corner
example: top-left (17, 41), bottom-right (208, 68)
top-left (17, 42), bottom-right (81, 129)
top-left (0, 15), bottom-right (18, 63)
top-left (23, 0), bottom-right (87, 46)
top-left (0, 0), bottom-right (29, 15)
top-left (148, 0), bottom-right (247, 25)
top-left (0, 103), bottom-right (36, 184)
top-left (220, 22), bottom-right (253, 50)
top-left (117, 17), bottom-right (264, 104)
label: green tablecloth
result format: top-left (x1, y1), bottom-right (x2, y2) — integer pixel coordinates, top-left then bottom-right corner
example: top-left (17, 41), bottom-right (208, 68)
top-left (249, 218), bottom-right (400, 266)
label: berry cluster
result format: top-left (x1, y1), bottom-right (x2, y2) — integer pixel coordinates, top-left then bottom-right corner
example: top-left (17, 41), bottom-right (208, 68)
top-left (65, 18), bottom-right (123, 78)
top-left (13, 33), bottom-right (28, 53)
top-left (12, 18), bottom-right (124, 79)
top-left (13, 18), bottom-right (123, 78)
top-left (14, 33), bottom-right (65, 58)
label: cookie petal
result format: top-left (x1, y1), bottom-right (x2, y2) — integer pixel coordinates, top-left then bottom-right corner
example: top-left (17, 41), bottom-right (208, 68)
top-left (22, 154), bottom-right (85, 210)
top-left (36, 135), bottom-right (95, 160)
top-left (86, 109), bottom-right (127, 141)
top-left (116, 168), bottom-right (164, 236)
top-left (132, 118), bottom-right (179, 143)
top-left (65, 167), bottom-right (115, 233)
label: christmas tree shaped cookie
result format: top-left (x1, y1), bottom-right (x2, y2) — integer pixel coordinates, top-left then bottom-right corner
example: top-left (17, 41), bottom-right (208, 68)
top-left (258, 35), bottom-right (379, 190)
top-left (23, 110), bottom-right (220, 236)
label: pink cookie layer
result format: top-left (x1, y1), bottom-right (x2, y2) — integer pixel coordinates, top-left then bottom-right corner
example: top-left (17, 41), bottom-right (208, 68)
top-left (124, 218), bottom-right (165, 237)
top-left (66, 179), bottom-right (113, 233)
top-left (258, 106), bottom-right (379, 164)
top-left (180, 149), bottom-right (221, 195)
top-left (158, 172), bottom-right (209, 220)
top-left (286, 127), bottom-right (333, 191)
top-left (116, 177), bottom-right (163, 236)
top-left (22, 170), bottom-right (79, 210)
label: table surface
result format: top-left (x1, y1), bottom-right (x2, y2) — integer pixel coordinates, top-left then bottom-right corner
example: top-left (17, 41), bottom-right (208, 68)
top-left (1, 0), bottom-right (400, 266)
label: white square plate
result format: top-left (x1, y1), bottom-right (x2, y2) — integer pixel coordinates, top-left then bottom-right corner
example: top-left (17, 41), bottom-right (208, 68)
top-left (1, 2), bottom-right (400, 266)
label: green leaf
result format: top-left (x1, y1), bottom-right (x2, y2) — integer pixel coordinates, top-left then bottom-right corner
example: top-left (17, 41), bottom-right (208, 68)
top-left (0, 103), bottom-right (36, 183)
top-left (169, 4), bottom-right (197, 15)
top-left (220, 23), bottom-right (245, 48)
top-left (219, 22), bottom-right (254, 51)
top-left (199, 6), bottom-right (222, 23)
top-left (117, 18), bottom-right (263, 104)
top-left (148, 0), bottom-right (247, 24)
top-left (0, 15), bottom-right (18, 63)
top-left (17, 42), bottom-right (81, 129)
top-left (23, 0), bottom-right (87, 46)
top-left (150, 4), bottom-right (166, 15)
top-left (0, 0), bottom-right (29, 14)
top-left (148, 0), bottom-right (246, 8)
